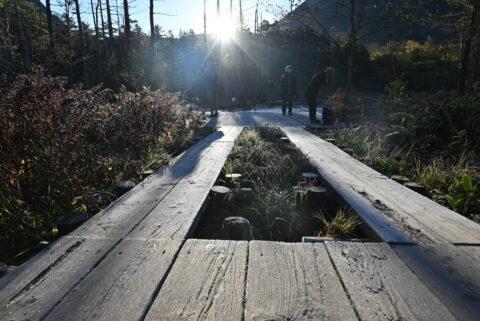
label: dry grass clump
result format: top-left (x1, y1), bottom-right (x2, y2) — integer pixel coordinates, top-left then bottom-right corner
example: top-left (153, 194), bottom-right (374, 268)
top-left (314, 207), bottom-right (361, 237)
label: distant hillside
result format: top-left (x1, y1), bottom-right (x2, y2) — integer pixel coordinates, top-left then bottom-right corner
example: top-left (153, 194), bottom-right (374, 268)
top-left (276, 0), bottom-right (451, 44)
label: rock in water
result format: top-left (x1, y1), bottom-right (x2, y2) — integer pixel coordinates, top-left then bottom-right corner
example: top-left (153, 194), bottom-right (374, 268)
top-left (405, 182), bottom-right (427, 195)
top-left (116, 180), bottom-right (136, 196)
top-left (391, 175), bottom-right (410, 185)
top-left (58, 210), bottom-right (89, 235)
top-left (0, 262), bottom-right (7, 277)
top-left (222, 217), bottom-right (252, 241)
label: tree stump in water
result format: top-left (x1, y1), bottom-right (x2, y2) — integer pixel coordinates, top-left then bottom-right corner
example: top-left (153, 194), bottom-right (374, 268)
top-left (140, 170), bottom-right (155, 180)
top-left (0, 262), bottom-right (7, 277)
top-left (57, 210), bottom-right (89, 235)
top-left (210, 185), bottom-right (230, 213)
top-left (116, 181), bottom-right (136, 196)
top-left (228, 153), bottom-right (241, 160)
top-left (230, 187), bottom-right (255, 205)
top-left (341, 147), bottom-right (354, 156)
top-left (302, 172), bottom-right (319, 185)
top-left (222, 217), bottom-right (252, 240)
top-left (306, 186), bottom-right (329, 215)
top-left (391, 175), bottom-right (410, 185)
top-left (405, 182), bottom-right (427, 195)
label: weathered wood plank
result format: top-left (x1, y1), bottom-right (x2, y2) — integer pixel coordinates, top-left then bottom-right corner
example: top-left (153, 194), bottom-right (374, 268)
top-left (42, 239), bottom-right (182, 321)
top-left (0, 236), bottom-right (118, 321)
top-left (459, 245), bottom-right (480, 263)
top-left (144, 239), bottom-right (247, 321)
top-left (282, 127), bottom-right (416, 244)
top-left (314, 132), bottom-right (480, 244)
top-left (282, 126), bottom-right (480, 244)
top-left (392, 244), bottom-right (480, 321)
top-left (326, 242), bottom-right (457, 321)
top-left (129, 141), bottom-right (237, 240)
top-left (0, 127), bottom-right (242, 320)
top-left (245, 241), bottom-right (358, 321)
top-left (71, 127), bottom-right (241, 239)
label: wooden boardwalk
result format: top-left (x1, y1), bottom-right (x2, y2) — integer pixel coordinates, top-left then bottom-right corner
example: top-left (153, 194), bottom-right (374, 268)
top-left (1, 112), bottom-right (480, 321)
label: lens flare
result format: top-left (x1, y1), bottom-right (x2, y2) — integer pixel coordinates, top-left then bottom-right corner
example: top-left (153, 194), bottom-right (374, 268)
top-left (213, 15), bottom-right (236, 41)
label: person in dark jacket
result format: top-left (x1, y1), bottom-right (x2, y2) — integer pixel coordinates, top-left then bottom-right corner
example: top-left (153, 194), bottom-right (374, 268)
top-left (205, 61), bottom-right (219, 117)
top-left (280, 65), bottom-right (296, 115)
top-left (305, 67), bottom-right (335, 123)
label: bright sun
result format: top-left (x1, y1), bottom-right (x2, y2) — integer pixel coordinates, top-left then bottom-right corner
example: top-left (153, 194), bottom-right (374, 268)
top-left (212, 15), bottom-right (236, 41)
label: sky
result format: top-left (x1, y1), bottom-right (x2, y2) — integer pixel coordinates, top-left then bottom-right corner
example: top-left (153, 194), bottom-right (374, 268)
top-left (47, 0), bottom-right (293, 36)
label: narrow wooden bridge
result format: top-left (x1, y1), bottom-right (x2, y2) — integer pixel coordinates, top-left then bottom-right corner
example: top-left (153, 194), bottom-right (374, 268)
top-left (1, 111), bottom-right (480, 321)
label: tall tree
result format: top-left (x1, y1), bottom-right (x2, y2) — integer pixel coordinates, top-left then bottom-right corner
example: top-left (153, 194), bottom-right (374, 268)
top-left (90, 0), bottom-right (101, 81)
top-left (239, 0), bottom-right (243, 29)
top-left (12, 0), bottom-right (31, 69)
top-left (458, 1), bottom-right (479, 94)
top-left (150, 0), bottom-right (154, 49)
top-left (105, 0), bottom-right (114, 46)
top-left (73, 0), bottom-right (90, 85)
top-left (123, 0), bottom-right (130, 55)
top-left (45, 0), bottom-right (55, 54)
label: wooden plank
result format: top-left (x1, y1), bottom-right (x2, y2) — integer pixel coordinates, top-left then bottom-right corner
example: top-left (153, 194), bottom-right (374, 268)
top-left (459, 245), bottom-right (480, 263)
top-left (283, 126), bottom-right (480, 244)
top-left (326, 242), bottom-right (457, 321)
top-left (70, 127), bottom-right (241, 239)
top-left (0, 236), bottom-right (118, 321)
top-left (144, 239), bottom-right (247, 321)
top-left (312, 131), bottom-right (480, 244)
top-left (392, 244), bottom-right (480, 321)
top-left (282, 127), bottom-right (416, 244)
top-left (42, 239), bottom-right (182, 321)
top-left (245, 241), bottom-right (358, 321)
top-left (129, 141), bottom-right (237, 240)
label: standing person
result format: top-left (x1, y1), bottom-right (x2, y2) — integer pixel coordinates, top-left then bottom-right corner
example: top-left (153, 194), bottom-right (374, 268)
top-left (305, 67), bottom-right (335, 123)
top-left (280, 65), bottom-right (296, 115)
top-left (205, 60), bottom-right (219, 117)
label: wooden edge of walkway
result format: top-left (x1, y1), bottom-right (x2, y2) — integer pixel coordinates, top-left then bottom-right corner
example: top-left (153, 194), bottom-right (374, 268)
top-left (281, 126), bottom-right (480, 245)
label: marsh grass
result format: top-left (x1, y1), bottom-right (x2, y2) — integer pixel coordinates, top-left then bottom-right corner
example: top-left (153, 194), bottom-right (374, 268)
top-left (195, 127), bottom-right (366, 241)
top-left (312, 125), bottom-right (480, 220)
top-left (314, 207), bottom-right (362, 237)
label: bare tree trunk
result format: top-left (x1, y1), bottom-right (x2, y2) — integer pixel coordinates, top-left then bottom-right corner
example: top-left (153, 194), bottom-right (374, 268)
top-left (149, 0), bottom-right (156, 85)
top-left (1, 4), bottom-right (16, 66)
top-left (91, 0), bottom-right (101, 82)
top-left (46, 0), bottom-right (56, 56)
top-left (13, 0), bottom-right (31, 69)
top-left (65, 0), bottom-right (74, 82)
top-left (239, 0), bottom-right (243, 29)
top-left (115, 0), bottom-right (121, 36)
top-left (73, 0), bottom-right (90, 86)
top-left (149, 0), bottom-right (154, 50)
top-left (458, 1), bottom-right (479, 95)
top-left (345, 0), bottom-right (357, 104)
top-left (99, 0), bottom-right (110, 60)
top-left (105, 0), bottom-right (114, 48)
top-left (123, 0), bottom-right (130, 57)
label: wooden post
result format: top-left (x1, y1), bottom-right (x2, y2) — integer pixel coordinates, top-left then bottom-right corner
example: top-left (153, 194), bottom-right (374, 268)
top-left (116, 180), bottom-right (136, 196)
top-left (404, 182), bottom-right (427, 196)
top-left (222, 216), bottom-right (252, 240)
top-left (210, 185), bottom-right (231, 213)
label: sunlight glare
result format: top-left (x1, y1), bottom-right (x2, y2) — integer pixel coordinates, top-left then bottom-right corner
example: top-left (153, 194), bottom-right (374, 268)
top-left (213, 15), bottom-right (236, 41)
